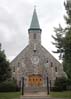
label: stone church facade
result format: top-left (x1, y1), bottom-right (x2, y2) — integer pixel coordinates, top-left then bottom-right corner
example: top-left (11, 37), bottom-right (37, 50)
top-left (10, 8), bottom-right (65, 91)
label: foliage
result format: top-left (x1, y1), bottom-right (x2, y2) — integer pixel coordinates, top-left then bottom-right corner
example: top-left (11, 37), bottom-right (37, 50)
top-left (52, 24), bottom-right (64, 59)
top-left (52, 0), bottom-right (71, 80)
top-left (63, 1), bottom-right (71, 80)
top-left (0, 43), bottom-right (11, 83)
top-left (0, 80), bottom-right (20, 92)
top-left (52, 77), bottom-right (67, 91)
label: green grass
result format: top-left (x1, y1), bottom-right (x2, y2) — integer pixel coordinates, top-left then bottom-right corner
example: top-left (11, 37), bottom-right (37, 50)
top-left (0, 92), bottom-right (20, 99)
top-left (0, 91), bottom-right (71, 99)
top-left (50, 91), bottom-right (71, 98)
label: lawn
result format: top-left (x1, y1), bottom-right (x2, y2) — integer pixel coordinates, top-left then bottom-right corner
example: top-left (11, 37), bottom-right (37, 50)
top-left (50, 91), bottom-right (71, 98)
top-left (0, 92), bottom-right (20, 99)
top-left (0, 91), bottom-right (71, 99)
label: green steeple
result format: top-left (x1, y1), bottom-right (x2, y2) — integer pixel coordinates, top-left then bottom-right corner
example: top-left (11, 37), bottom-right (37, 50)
top-left (28, 8), bottom-right (41, 32)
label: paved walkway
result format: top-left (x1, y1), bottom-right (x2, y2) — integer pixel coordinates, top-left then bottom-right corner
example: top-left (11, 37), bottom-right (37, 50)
top-left (20, 92), bottom-right (70, 99)
top-left (20, 92), bottom-right (50, 99)
top-left (21, 92), bottom-right (48, 96)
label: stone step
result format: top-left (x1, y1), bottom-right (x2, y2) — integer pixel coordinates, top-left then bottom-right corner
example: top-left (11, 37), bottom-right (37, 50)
top-left (24, 87), bottom-right (47, 92)
top-left (20, 92), bottom-right (50, 99)
top-left (20, 96), bottom-right (51, 99)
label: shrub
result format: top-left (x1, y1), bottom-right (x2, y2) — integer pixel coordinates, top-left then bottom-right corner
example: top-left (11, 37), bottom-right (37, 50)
top-left (66, 79), bottom-right (71, 90)
top-left (52, 77), bottom-right (68, 91)
top-left (0, 79), bottom-right (20, 92)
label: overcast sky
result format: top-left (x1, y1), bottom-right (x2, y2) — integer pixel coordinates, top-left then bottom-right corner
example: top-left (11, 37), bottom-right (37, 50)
top-left (0, 0), bottom-right (66, 62)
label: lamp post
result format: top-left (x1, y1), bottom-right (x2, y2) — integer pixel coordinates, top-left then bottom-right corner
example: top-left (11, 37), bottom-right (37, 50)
top-left (21, 76), bottom-right (24, 95)
top-left (44, 61), bottom-right (50, 95)
top-left (46, 74), bottom-right (49, 95)
top-left (21, 58), bottom-right (25, 95)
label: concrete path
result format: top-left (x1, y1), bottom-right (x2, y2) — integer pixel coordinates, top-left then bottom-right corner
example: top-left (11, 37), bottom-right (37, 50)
top-left (20, 96), bottom-right (70, 99)
top-left (20, 92), bottom-right (70, 99)
top-left (20, 92), bottom-right (49, 99)
top-left (21, 92), bottom-right (48, 96)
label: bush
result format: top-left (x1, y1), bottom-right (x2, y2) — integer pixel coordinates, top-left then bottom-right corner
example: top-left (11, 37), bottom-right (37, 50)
top-left (66, 79), bottom-right (71, 90)
top-left (0, 80), bottom-right (20, 92)
top-left (52, 77), bottom-right (68, 91)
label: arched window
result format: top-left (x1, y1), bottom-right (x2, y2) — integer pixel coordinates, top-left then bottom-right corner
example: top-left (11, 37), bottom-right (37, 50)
top-left (55, 67), bottom-right (57, 72)
top-left (13, 66), bottom-right (15, 72)
top-left (46, 59), bottom-right (48, 63)
top-left (51, 62), bottom-right (53, 67)
top-left (18, 62), bottom-right (20, 67)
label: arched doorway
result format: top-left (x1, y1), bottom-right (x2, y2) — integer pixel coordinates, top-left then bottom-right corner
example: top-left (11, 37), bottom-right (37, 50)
top-left (28, 74), bottom-right (43, 87)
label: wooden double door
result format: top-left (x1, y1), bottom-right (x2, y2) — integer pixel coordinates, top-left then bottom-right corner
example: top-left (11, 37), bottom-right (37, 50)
top-left (28, 74), bottom-right (43, 87)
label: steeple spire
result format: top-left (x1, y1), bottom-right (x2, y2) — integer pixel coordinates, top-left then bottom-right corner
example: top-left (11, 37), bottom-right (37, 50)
top-left (28, 8), bottom-right (41, 32)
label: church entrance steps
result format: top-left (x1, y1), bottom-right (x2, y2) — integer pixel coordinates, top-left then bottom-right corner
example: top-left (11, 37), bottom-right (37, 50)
top-left (20, 96), bottom-right (51, 99)
top-left (24, 87), bottom-right (47, 93)
top-left (20, 92), bottom-right (50, 99)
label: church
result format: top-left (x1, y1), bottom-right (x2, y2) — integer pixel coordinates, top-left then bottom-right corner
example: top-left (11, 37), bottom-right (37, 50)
top-left (10, 8), bottom-right (65, 92)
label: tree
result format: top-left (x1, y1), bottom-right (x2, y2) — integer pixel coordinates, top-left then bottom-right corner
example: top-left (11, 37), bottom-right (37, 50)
top-left (0, 43), bottom-right (11, 83)
top-left (63, 0), bottom-right (71, 79)
top-left (52, 0), bottom-right (71, 80)
top-left (63, 29), bottom-right (71, 79)
top-left (52, 24), bottom-right (64, 59)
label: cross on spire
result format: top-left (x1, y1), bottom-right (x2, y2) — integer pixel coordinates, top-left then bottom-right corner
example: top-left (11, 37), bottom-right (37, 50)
top-left (34, 5), bottom-right (36, 9)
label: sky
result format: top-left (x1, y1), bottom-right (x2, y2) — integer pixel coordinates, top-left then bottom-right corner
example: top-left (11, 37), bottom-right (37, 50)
top-left (0, 0), bottom-right (66, 62)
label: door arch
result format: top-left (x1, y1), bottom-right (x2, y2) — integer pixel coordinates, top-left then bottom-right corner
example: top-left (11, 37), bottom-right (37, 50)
top-left (28, 74), bottom-right (43, 87)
